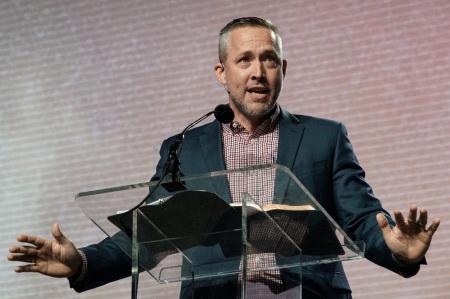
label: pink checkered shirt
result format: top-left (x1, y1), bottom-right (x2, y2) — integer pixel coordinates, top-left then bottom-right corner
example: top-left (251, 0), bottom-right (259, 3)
top-left (222, 105), bottom-right (284, 296)
top-left (222, 105), bottom-right (280, 204)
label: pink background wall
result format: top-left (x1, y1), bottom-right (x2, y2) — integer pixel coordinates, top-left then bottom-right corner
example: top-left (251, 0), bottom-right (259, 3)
top-left (1, 1), bottom-right (449, 298)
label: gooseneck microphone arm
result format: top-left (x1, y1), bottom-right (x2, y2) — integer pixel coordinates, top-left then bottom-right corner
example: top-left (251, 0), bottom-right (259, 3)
top-left (161, 104), bottom-right (234, 192)
top-left (162, 111), bottom-right (215, 181)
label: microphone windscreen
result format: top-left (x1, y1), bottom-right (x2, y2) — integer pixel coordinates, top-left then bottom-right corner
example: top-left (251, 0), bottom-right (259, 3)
top-left (213, 104), bottom-right (234, 124)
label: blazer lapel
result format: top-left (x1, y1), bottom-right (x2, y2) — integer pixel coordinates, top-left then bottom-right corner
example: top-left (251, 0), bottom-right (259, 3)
top-left (198, 121), bottom-right (232, 202)
top-left (199, 120), bottom-right (226, 172)
top-left (276, 108), bottom-right (305, 169)
top-left (274, 108), bottom-right (305, 204)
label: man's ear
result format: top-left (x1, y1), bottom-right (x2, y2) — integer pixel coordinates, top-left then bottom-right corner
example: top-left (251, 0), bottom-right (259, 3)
top-left (282, 59), bottom-right (287, 78)
top-left (214, 62), bottom-right (226, 85)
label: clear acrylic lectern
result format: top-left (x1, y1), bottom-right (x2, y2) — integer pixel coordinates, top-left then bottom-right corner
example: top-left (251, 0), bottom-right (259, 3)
top-left (75, 164), bottom-right (365, 299)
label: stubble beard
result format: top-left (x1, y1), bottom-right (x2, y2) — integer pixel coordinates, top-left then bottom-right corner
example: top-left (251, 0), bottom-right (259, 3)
top-left (229, 90), bottom-right (281, 122)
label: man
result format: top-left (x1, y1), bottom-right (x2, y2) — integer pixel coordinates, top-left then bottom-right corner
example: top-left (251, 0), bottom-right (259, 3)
top-left (8, 17), bottom-right (440, 298)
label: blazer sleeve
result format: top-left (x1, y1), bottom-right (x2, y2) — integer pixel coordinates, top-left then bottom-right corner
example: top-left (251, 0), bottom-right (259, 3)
top-left (69, 232), bottom-right (133, 292)
top-left (331, 122), bottom-right (422, 277)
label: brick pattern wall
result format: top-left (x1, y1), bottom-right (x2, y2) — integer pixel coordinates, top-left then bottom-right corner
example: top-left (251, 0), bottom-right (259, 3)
top-left (1, 1), bottom-right (449, 298)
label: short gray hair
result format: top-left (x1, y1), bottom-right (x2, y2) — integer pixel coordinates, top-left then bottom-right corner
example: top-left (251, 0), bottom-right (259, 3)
top-left (218, 17), bottom-right (283, 63)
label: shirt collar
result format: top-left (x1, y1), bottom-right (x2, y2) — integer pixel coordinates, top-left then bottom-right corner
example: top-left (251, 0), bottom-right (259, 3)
top-left (223, 104), bottom-right (281, 136)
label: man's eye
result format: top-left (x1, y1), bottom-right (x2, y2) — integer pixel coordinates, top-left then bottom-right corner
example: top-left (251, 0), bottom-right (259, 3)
top-left (239, 58), bottom-right (249, 63)
top-left (265, 56), bottom-right (278, 63)
top-left (264, 56), bottom-right (279, 67)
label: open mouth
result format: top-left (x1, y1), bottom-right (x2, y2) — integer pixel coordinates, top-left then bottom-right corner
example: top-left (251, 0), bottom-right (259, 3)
top-left (247, 87), bottom-right (269, 95)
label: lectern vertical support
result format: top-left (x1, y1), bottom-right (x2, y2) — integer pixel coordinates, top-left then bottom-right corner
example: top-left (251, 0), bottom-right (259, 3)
top-left (241, 192), bottom-right (249, 298)
top-left (131, 209), bottom-right (139, 299)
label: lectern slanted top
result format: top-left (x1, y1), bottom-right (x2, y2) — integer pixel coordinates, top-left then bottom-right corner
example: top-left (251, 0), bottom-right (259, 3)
top-left (75, 164), bottom-right (365, 298)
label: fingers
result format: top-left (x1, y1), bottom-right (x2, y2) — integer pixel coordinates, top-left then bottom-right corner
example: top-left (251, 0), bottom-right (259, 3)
top-left (11, 226), bottom-right (53, 256)
top-left (9, 245), bottom-right (39, 256)
top-left (51, 223), bottom-right (61, 238)
top-left (426, 218), bottom-right (441, 237)
top-left (393, 209), bottom-right (407, 230)
top-left (393, 205), bottom-right (439, 235)
top-left (16, 233), bottom-right (47, 249)
top-left (8, 243), bottom-right (39, 264)
top-left (15, 223), bottom-right (63, 246)
top-left (406, 204), bottom-right (418, 224)
top-left (8, 246), bottom-right (39, 274)
top-left (51, 223), bottom-right (70, 246)
top-left (376, 213), bottom-right (391, 235)
top-left (16, 234), bottom-right (38, 245)
top-left (8, 224), bottom-right (59, 269)
top-left (395, 205), bottom-right (428, 225)
top-left (7, 251), bottom-right (36, 264)
top-left (14, 264), bottom-right (39, 273)
top-left (417, 207), bottom-right (428, 226)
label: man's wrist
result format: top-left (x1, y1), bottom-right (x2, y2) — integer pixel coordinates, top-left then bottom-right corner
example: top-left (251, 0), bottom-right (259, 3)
top-left (391, 253), bottom-right (417, 267)
top-left (70, 250), bottom-right (87, 282)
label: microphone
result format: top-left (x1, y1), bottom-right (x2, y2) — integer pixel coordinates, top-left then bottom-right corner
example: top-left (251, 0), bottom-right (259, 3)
top-left (214, 104), bottom-right (234, 124)
top-left (162, 104), bottom-right (234, 191)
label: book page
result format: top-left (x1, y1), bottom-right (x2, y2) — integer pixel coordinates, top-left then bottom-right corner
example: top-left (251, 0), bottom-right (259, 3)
top-left (229, 202), bottom-right (315, 216)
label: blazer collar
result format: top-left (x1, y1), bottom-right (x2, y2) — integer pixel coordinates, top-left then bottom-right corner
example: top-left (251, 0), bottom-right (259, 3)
top-left (199, 120), bottom-right (226, 172)
top-left (276, 107), bottom-right (305, 170)
top-left (198, 106), bottom-right (305, 172)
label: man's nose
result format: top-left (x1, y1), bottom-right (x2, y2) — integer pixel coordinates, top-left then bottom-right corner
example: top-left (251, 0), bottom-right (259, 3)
top-left (251, 62), bottom-right (265, 80)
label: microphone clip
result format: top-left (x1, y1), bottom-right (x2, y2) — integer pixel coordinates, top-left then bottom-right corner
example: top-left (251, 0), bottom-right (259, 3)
top-left (161, 134), bottom-right (187, 192)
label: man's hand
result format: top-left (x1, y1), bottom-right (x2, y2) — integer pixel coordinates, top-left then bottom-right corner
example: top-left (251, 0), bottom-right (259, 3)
top-left (377, 204), bottom-right (440, 263)
top-left (7, 223), bottom-right (82, 278)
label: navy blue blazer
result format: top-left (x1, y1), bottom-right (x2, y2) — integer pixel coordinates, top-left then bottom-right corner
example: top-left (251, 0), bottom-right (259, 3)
top-left (72, 107), bottom-right (420, 297)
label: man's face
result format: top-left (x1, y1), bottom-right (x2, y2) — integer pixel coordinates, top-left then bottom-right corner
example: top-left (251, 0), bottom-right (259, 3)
top-left (215, 26), bottom-right (287, 123)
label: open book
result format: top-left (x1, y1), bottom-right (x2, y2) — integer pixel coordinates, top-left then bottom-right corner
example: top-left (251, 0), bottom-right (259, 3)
top-left (108, 190), bottom-right (344, 260)
top-left (227, 201), bottom-right (343, 256)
